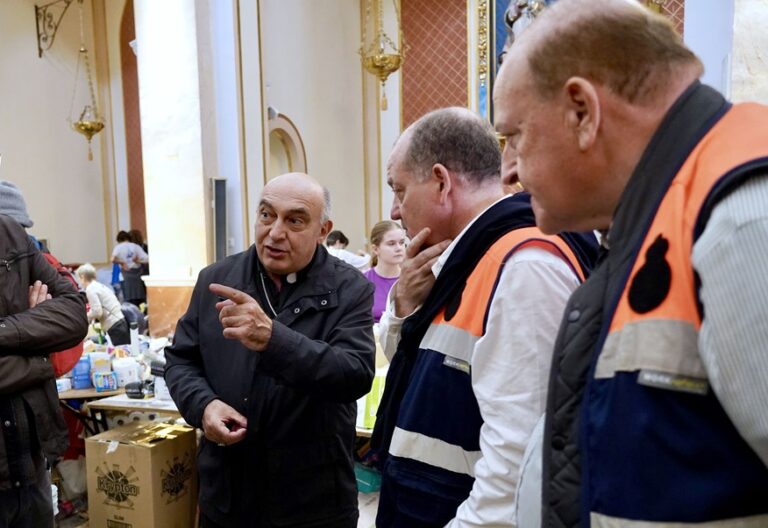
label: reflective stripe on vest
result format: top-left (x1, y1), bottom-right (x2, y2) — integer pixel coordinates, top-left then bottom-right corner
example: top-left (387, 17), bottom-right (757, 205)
top-left (590, 512), bottom-right (768, 528)
top-left (389, 426), bottom-right (483, 477)
top-left (391, 227), bottom-right (586, 475)
top-left (585, 103), bottom-right (768, 524)
top-left (597, 103), bottom-right (768, 380)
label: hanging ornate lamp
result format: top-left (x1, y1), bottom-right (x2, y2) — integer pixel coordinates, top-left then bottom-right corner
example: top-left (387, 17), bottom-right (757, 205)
top-left (359, 0), bottom-right (406, 111)
top-left (645, 0), bottom-right (668, 14)
top-left (68, 0), bottom-right (104, 161)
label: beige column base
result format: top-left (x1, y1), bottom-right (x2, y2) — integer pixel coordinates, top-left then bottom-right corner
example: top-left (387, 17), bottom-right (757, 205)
top-left (144, 277), bottom-right (197, 338)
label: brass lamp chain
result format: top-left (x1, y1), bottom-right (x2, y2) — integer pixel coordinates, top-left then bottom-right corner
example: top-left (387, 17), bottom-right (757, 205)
top-left (360, 0), bottom-right (401, 56)
top-left (68, 0), bottom-right (104, 160)
top-left (79, 0), bottom-right (99, 118)
top-left (68, 0), bottom-right (99, 122)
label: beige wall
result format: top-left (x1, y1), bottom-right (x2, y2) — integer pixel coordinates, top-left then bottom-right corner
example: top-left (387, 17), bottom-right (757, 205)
top-left (260, 0), bottom-right (368, 249)
top-left (0, 0), bottom-right (108, 263)
top-left (732, 0), bottom-right (768, 103)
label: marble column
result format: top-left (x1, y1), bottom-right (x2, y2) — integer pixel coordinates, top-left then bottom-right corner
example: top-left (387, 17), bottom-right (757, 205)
top-left (133, 0), bottom-right (210, 337)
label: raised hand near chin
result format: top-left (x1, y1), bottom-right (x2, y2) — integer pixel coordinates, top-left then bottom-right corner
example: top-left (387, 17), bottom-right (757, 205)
top-left (393, 228), bottom-right (451, 317)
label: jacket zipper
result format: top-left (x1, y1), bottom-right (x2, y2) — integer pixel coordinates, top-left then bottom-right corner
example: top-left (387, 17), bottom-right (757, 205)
top-left (0, 252), bottom-right (33, 271)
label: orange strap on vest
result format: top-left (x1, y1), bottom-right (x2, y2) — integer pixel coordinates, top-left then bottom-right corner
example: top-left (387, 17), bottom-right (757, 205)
top-left (610, 103), bottom-right (768, 335)
top-left (432, 226), bottom-right (587, 337)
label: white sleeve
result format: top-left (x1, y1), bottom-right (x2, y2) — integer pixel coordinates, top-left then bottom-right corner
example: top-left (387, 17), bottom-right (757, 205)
top-left (377, 306), bottom-right (401, 363)
top-left (135, 243), bottom-right (149, 263)
top-left (692, 174), bottom-right (768, 466)
top-left (378, 281), bottom-right (422, 361)
top-left (85, 284), bottom-right (102, 322)
top-left (347, 251), bottom-right (371, 270)
top-left (447, 246), bottom-right (580, 527)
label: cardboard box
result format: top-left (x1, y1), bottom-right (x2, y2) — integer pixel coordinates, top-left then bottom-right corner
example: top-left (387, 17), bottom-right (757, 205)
top-left (86, 421), bottom-right (197, 528)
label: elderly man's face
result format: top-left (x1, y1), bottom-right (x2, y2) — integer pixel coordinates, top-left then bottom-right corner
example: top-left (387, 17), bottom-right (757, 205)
top-left (256, 175), bottom-right (330, 278)
top-left (494, 51), bottom-right (586, 234)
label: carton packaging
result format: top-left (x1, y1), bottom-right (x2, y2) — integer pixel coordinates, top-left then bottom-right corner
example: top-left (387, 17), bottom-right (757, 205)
top-left (85, 421), bottom-right (197, 528)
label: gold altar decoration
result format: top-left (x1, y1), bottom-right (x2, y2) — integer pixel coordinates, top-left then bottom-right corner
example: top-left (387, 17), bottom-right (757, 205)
top-left (645, 0), bottom-right (668, 14)
top-left (67, 0), bottom-right (104, 161)
top-left (359, 0), bottom-right (406, 111)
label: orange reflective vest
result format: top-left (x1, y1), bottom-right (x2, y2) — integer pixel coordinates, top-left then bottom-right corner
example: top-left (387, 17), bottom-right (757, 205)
top-left (586, 102), bottom-right (768, 526)
top-left (385, 226), bottom-right (587, 524)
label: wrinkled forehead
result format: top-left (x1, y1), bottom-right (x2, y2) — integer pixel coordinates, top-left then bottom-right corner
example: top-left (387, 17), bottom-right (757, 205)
top-left (386, 134), bottom-right (413, 184)
top-left (260, 181), bottom-right (323, 217)
top-left (494, 45), bottom-right (534, 106)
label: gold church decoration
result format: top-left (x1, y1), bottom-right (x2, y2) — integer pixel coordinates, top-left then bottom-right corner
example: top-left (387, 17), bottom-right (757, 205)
top-left (359, 0), bottom-right (406, 111)
top-left (645, 0), bottom-right (668, 14)
top-left (67, 0), bottom-right (104, 160)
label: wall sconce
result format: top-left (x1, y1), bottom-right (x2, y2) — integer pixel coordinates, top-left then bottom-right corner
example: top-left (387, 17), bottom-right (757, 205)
top-left (35, 0), bottom-right (75, 58)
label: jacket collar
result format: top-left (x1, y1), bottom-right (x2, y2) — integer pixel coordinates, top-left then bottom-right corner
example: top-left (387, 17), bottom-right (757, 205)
top-left (221, 244), bottom-right (338, 300)
top-left (607, 81), bottom-right (729, 253)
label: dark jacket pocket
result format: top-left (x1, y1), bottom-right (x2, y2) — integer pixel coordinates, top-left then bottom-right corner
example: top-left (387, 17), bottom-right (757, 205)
top-left (383, 458), bottom-right (470, 526)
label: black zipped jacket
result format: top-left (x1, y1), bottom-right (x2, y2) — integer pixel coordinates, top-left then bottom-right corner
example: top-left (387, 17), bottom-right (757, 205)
top-left (165, 244), bottom-right (375, 527)
top-left (0, 214), bottom-right (88, 489)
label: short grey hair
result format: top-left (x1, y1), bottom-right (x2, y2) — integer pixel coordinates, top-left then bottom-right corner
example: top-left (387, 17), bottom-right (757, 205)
top-left (402, 107), bottom-right (501, 183)
top-left (76, 263), bottom-right (97, 281)
top-left (321, 187), bottom-right (331, 223)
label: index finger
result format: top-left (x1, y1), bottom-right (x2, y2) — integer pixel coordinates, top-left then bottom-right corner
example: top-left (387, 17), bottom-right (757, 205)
top-left (406, 228), bottom-right (432, 258)
top-left (408, 236), bottom-right (452, 268)
top-left (415, 238), bottom-right (452, 264)
top-left (209, 283), bottom-right (256, 305)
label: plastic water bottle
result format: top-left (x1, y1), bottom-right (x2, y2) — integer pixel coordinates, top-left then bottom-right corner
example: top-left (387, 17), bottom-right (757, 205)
top-left (129, 321), bottom-right (140, 356)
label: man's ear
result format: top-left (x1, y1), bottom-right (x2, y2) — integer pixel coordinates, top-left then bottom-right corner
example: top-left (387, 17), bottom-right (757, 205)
top-left (318, 219), bottom-right (333, 243)
top-left (431, 163), bottom-right (452, 203)
top-left (563, 77), bottom-right (600, 151)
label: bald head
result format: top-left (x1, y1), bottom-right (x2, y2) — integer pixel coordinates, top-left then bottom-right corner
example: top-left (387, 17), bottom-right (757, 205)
top-left (256, 172), bottom-right (332, 278)
top-left (499, 0), bottom-right (702, 106)
top-left (387, 107), bottom-right (504, 244)
top-left (395, 107), bottom-right (501, 185)
top-left (492, 0), bottom-right (704, 235)
top-left (264, 172), bottom-right (331, 223)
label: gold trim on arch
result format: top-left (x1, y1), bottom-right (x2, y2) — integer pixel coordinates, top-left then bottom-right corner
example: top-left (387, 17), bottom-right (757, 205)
top-left (234, 0), bottom-right (251, 249)
top-left (267, 113), bottom-right (307, 175)
top-left (256, 0), bottom-right (269, 189)
top-left (361, 0), bottom-right (371, 239)
top-left (478, 0), bottom-right (490, 114)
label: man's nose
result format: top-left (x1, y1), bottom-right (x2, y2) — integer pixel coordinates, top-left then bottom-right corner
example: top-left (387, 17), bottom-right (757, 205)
top-left (390, 200), bottom-right (401, 221)
top-left (269, 219), bottom-right (288, 239)
top-left (501, 149), bottom-right (519, 186)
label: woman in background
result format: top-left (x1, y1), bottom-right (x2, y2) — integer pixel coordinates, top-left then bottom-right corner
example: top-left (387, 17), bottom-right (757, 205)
top-left (112, 230), bottom-right (149, 307)
top-left (76, 263), bottom-right (130, 345)
top-left (363, 221), bottom-right (406, 323)
top-left (130, 228), bottom-right (150, 276)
